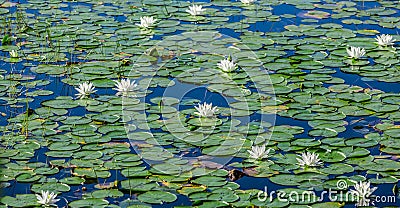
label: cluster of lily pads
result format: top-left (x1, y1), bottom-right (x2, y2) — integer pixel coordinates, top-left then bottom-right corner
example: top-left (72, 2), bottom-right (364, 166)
top-left (1, 0), bottom-right (400, 207)
top-left (346, 34), bottom-right (395, 59)
top-left (135, 0), bottom-right (256, 30)
top-left (74, 55), bottom-right (239, 99)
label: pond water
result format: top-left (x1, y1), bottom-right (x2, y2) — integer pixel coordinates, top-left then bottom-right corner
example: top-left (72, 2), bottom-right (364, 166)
top-left (1, 0), bottom-right (400, 207)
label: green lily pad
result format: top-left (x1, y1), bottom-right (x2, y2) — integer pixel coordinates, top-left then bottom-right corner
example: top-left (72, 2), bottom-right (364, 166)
top-left (137, 191), bottom-right (177, 204)
top-left (69, 198), bottom-right (109, 208)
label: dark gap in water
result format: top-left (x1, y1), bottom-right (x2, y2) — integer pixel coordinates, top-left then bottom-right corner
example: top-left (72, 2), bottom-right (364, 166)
top-left (354, 1), bottom-right (382, 10)
top-left (229, 14), bottom-right (246, 23)
top-left (341, 116), bottom-right (382, 138)
top-left (180, 86), bottom-right (230, 108)
top-left (273, 4), bottom-right (300, 16)
top-left (217, 28), bottom-right (240, 39)
top-left (334, 68), bottom-right (400, 93)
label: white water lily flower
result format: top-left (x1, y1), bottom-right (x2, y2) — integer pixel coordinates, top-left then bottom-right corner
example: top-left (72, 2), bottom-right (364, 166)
top-left (240, 0), bottom-right (256, 4)
top-left (346, 46), bottom-right (366, 59)
top-left (217, 58), bottom-right (237, 72)
top-left (349, 181), bottom-right (377, 198)
top-left (355, 198), bottom-right (371, 207)
top-left (375, 34), bottom-right (395, 46)
top-left (114, 79), bottom-right (137, 96)
top-left (36, 190), bottom-right (60, 207)
top-left (349, 181), bottom-right (377, 207)
top-left (75, 81), bottom-right (96, 99)
top-left (135, 16), bottom-right (157, 28)
top-left (248, 144), bottom-right (271, 159)
top-left (296, 152), bottom-right (323, 167)
top-left (194, 102), bottom-right (218, 117)
top-left (9, 50), bottom-right (18, 58)
top-left (186, 4), bottom-right (206, 16)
